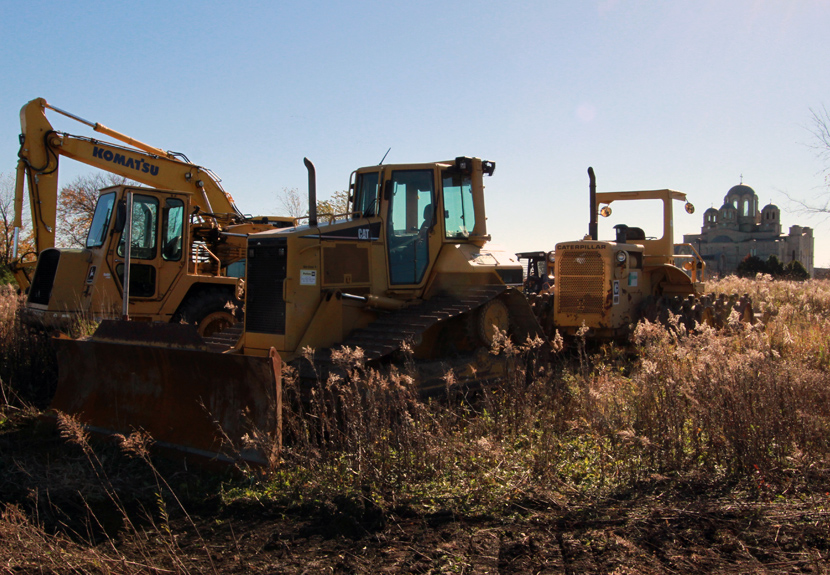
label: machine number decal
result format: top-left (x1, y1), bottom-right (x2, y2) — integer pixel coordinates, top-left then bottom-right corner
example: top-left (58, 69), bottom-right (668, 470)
top-left (613, 280), bottom-right (620, 305)
top-left (300, 269), bottom-right (317, 286)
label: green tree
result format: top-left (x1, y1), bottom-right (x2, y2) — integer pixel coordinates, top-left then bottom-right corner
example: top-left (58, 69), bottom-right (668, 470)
top-left (316, 190), bottom-right (350, 219)
top-left (783, 260), bottom-right (810, 281)
top-left (765, 254), bottom-right (785, 276)
top-left (736, 254), bottom-right (767, 278)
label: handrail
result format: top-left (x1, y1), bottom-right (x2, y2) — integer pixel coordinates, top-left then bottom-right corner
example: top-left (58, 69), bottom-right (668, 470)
top-left (673, 243), bottom-right (706, 283)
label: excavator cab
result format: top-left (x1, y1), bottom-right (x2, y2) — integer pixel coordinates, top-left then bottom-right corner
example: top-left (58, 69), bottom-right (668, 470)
top-left (13, 97), bottom-right (294, 334)
top-left (25, 185), bottom-right (245, 332)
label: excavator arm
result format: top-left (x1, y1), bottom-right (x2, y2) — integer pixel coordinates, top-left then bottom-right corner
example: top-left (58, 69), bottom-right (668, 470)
top-left (12, 98), bottom-right (247, 288)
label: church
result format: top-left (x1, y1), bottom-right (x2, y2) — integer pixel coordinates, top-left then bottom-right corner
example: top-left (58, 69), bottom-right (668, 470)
top-left (682, 182), bottom-right (814, 277)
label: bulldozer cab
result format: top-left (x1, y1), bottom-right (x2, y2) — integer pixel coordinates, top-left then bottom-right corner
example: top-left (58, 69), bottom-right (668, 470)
top-left (347, 157), bottom-right (493, 291)
top-left (242, 156), bottom-right (516, 361)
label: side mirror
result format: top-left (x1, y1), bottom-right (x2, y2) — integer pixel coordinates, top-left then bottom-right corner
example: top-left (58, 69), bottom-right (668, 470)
top-left (113, 200), bottom-right (127, 233)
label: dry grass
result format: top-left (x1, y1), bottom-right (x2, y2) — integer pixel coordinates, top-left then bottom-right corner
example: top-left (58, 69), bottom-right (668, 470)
top-left (0, 285), bottom-right (58, 410)
top-left (1, 277), bottom-right (829, 572)
top-left (261, 276), bottom-right (830, 508)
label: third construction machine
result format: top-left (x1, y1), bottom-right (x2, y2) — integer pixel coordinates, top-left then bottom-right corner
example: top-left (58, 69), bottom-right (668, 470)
top-left (549, 167), bottom-right (710, 338)
top-left (13, 98), bottom-right (293, 335)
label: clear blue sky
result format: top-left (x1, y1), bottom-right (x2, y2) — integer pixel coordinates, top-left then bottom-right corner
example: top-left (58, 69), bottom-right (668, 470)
top-left (3, 0), bottom-right (830, 265)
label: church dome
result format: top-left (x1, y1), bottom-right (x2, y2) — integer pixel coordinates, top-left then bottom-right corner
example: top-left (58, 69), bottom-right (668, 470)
top-left (727, 184), bottom-right (756, 196)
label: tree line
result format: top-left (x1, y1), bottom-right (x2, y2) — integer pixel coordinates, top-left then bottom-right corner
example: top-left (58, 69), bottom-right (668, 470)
top-left (736, 253), bottom-right (810, 280)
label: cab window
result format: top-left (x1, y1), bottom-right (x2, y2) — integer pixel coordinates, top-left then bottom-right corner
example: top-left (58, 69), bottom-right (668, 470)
top-left (117, 195), bottom-right (159, 260)
top-left (162, 198), bottom-right (184, 261)
top-left (354, 172), bottom-right (379, 217)
top-left (442, 170), bottom-right (475, 239)
top-left (86, 192), bottom-right (116, 248)
top-left (386, 169), bottom-right (434, 284)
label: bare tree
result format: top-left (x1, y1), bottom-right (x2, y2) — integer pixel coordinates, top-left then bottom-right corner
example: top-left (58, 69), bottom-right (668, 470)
top-left (0, 172), bottom-right (16, 268)
top-left (275, 187), bottom-right (306, 219)
top-left (791, 106), bottom-right (830, 215)
top-left (0, 172), bottom-right (34, 283)
top-left (57, 173), bottom-right (127, 247)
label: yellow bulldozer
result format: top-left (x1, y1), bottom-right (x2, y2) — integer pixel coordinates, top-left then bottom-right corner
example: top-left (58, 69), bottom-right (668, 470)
top-left (12, 98), bottom-right (293, 335)
top-left (51, 156), bottom-right (544, 463)
top-left (547, 167), bottom-right (754, 339)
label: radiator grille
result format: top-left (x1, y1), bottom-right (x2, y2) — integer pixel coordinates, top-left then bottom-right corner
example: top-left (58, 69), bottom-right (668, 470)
top-left (557, 251), bottom-right (605, 314)
top-left (245, 237), bottom-right (287, 334)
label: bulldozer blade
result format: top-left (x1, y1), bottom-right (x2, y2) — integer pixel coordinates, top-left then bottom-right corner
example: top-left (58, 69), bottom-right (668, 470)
top-left (49, 321), bottom-right (281, 466)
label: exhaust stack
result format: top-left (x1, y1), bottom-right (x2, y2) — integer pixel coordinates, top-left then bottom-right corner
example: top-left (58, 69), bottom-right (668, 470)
top-left (304, 157), bottom-right (317, 227)
top-left (588, 167), bottom-right (597, 241)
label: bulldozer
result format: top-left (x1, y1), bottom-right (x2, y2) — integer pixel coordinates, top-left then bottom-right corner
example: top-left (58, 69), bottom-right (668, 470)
top-left (12, 98), bottom-right (293, 335)
top-left (51, 156), bottom-right (545, 462)
top-left (550, 167), bottom-right (709, 338)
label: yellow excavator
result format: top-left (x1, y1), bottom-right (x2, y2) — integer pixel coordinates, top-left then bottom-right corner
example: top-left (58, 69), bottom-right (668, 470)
top-left (51, 156), bottom-right (543, 462)
top-left (12, 98), bottom-right (293, 335)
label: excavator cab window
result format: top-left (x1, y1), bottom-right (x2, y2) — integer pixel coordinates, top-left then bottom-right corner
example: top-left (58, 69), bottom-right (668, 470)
top-left (386, 169), bottom-right (434, 285)
top-left (353, 172), bottom-right (379, 218)
top-left (86, 192), bottom-right (117, 248)
top-left (442, 170), bottom-right (475, 239)
top-left (162, 198), bottom-right (184, 261)
top-left (117, 195), bottom-right (159, 260)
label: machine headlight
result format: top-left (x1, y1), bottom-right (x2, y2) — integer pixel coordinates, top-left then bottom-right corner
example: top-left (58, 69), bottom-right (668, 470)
top-left (615, 250), bottom-right (628, 264)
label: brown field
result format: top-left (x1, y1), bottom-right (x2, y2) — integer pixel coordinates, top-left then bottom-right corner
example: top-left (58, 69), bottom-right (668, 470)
top-left (1, 277), bottom-right (829, 574)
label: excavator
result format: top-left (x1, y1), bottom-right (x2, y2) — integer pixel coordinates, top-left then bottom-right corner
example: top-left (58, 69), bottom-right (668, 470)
top-left (52, 156), bottom-right (543, 462)
top-left (12, 98), bottom-right (293, 335)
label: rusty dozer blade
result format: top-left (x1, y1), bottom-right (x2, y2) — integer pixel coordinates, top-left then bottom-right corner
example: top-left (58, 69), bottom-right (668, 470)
top-left (49, 320), bottom-right (281, 466)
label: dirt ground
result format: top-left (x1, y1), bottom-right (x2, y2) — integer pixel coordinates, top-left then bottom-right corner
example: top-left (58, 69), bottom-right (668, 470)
top-left (1, 413), bottom-right (829, 574)
top-left (148, 488), bottom-right (827, 574)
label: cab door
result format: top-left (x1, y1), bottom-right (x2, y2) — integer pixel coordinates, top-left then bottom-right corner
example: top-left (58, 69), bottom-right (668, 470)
top-left (384, 168), bottom-right (436, 287)
top-left (110, 191), bottom-right (187, 302)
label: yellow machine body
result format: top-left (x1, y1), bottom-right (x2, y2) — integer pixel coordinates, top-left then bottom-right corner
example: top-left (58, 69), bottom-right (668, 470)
top-left (50, 156), bottom-right (539, 458)
top-left (13, 98), bottom-right (292, 335)
top-left (239, 157), bottom-right (529, 363)
top-left (554, 187), bottom-right (706, 338)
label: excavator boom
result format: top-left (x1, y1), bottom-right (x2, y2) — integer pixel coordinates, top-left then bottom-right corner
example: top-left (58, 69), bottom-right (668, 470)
top-left (12, 98), bottom-right (282, 290)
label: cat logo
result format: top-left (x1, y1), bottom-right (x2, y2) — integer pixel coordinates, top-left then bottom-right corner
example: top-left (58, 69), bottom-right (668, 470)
top-left (358, 228), bottom-right (370, 241)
